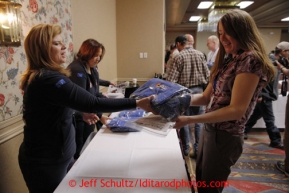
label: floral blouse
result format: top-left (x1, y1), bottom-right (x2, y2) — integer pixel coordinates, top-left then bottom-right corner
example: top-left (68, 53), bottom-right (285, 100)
top-left (206, 50), bottom-right (267, 135)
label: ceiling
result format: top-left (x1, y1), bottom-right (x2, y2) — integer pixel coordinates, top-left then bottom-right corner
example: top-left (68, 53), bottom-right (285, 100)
top-left (165, 0), bottom-right (289, 33)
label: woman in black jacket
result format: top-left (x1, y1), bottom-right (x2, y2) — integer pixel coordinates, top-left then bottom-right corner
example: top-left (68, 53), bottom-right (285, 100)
top-left (18, 24), bottom-right (154, 193)
top-left (67, 39), bottom-right (114, 159)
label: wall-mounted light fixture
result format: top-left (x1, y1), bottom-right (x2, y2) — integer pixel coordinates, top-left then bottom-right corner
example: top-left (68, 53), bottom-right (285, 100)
top-left (0, 0), bottom-right (22, 47)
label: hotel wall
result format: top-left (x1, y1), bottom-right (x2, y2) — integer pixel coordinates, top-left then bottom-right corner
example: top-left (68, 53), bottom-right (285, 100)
top-left (70, 0), bottom-right (118, 84)
top-left (116, 0), bottom-right (165, 81)
top-left (71, 0), bottom-right (165, 83)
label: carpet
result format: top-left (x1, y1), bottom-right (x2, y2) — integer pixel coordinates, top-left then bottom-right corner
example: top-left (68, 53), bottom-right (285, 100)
top-left (223, 130), bottom-right (289, 193)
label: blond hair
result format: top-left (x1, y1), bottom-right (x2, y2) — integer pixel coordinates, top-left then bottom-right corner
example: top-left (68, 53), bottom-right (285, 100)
top-left (20, 24), bottom-right (70, 90)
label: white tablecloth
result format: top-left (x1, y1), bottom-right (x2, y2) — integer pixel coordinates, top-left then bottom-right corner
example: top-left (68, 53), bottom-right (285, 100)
top-left (54, 113), bottom-right (191, 193)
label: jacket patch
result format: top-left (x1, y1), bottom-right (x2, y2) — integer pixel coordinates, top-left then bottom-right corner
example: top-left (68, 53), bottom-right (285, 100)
top-left (77, 73), bottom-right (83, 77)
top-left (56, 79), bottom-right (66, 88)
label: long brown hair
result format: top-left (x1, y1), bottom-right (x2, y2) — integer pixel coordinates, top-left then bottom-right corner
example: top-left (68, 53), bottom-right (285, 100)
top-left (20, 24), bottom-right (70, 90)
top-left (210, 10), bottom-right (275, 83)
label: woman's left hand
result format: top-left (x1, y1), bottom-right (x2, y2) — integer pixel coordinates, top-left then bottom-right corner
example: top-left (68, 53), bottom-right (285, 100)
top-left (100, 115), bottom-right (111, 125)
top-left (173, 116), bottom-right (191, 129)
top-left (136, 95), bottom-right (156, 114)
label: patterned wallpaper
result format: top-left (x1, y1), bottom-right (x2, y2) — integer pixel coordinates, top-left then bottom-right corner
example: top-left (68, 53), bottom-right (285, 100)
top-left (0, 0), bottom-right (74, 122)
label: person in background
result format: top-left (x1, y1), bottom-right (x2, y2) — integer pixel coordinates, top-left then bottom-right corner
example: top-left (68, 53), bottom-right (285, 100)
top-left (18, 24), bottom-right (154, 193)
top-left (206, 35), bottom-right (219, 70)
top-left (274, 41), bottom-right (289, 177)
top-left (202, 52), bottom-right (207, 61)
top-left (244, 65), bottom-right (283, 149)
top-left (164, 49), bottom-right (171, 65)
top-left (274, 42), bottom-right (289, 68)
top-left (167, 35), bottom-right (191, 157)
top-left (185, 34), bottom-right (194, 48)
top-left (67, 39), bottom-right (116, 160)
top-left (165, 43), bottom-right (179, 76)
top-left (173, 10), bottom-right (276, 193)
top-left (167, 35), bottom-right (209, 159)
top-left (269, 50), bottom-right (275, 61)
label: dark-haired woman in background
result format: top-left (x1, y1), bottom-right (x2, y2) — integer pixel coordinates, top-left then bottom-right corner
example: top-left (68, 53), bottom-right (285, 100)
top-left (67, 39), bottom-right (115, 159)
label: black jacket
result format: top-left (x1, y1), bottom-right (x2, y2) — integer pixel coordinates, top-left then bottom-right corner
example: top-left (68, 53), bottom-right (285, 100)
top-left (259, 67), bottom-right (280, 101)
top-left (67, 59), bottom-right (108, 120)
top-left (19, 69), bottom-right (136, 163)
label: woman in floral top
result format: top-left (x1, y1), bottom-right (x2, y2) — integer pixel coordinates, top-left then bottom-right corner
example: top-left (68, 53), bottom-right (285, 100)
top-left (173, 10), bottom-right (276, 193)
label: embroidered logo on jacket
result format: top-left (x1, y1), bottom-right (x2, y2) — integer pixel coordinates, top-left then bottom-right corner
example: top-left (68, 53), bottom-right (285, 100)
top-left (56, 79), bottom-right (66, 88)
top-left (155, 83), bottom-right (167, 90)
top-left (77, 73), bottom-right (83, 77)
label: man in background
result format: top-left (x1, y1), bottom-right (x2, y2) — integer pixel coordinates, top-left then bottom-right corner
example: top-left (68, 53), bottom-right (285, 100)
top-left (185, 34), bottom-right (194, 48)
top-left (167, 34), bottom-right (210, 158)
top-left (206, 35), bottom-right (219, 70)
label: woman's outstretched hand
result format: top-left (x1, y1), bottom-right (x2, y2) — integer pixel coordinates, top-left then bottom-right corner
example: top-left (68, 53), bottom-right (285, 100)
top-left (136, 95), bottom-right (156, 114)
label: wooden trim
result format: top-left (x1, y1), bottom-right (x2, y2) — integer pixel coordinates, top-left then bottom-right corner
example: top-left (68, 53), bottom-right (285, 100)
top-left (0, 114), bottom-right (23, 130)
top-left (0, 122), bottom-right (24, 144)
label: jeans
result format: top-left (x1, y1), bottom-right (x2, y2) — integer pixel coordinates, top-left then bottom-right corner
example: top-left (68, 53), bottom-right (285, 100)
top-left (245, 99), bottom-right (282, 145)
top-left (180, 86), bottom-right (204, 154)
top-left (19, 157), bottom-right (74, 193)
